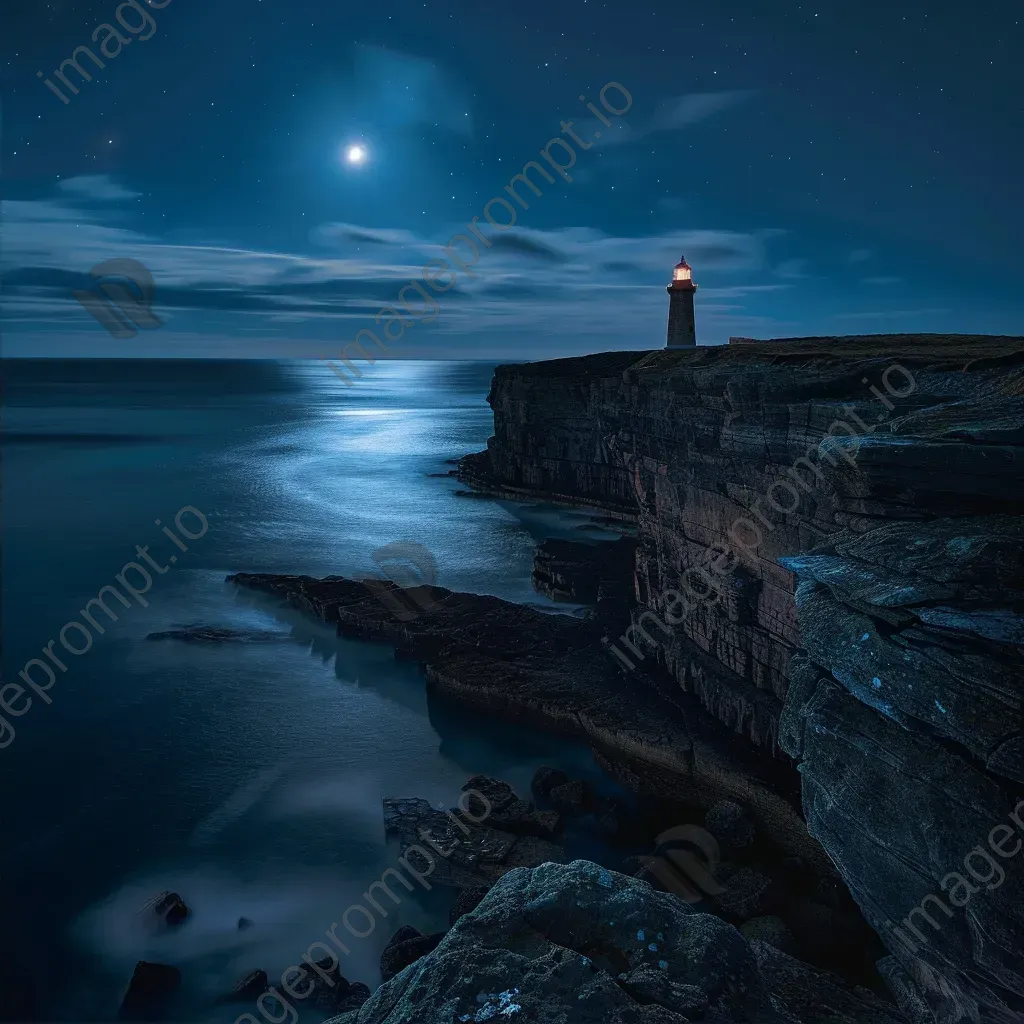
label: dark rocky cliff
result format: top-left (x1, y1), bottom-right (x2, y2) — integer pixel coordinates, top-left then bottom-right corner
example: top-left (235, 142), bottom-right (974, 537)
top-left (457, 336), bottom-right (1024, 1023)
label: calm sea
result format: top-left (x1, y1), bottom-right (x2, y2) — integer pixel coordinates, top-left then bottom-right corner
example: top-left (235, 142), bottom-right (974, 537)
top-left (0, 359), bottom-right (620, 1022)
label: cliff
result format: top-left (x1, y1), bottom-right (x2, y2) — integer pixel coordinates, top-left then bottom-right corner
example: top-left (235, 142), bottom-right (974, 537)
top-left (457, 335), bottom-right (1024, 1022)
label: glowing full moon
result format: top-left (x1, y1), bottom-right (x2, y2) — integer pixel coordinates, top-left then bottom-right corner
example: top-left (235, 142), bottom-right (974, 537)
top-left (344, 143), bottom-right (368, 166)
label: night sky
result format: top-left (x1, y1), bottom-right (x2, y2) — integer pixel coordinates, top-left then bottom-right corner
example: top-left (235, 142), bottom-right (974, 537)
top-left (3, 0), bottom-right (1022, 358)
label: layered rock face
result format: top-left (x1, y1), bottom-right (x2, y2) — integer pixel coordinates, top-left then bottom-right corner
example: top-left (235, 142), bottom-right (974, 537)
top-left (458, 335), bottom-right (1024, 1022)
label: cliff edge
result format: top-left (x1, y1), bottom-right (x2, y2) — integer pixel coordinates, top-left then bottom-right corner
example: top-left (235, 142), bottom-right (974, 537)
top-left (456, 336), bottom-right (1024, 1022)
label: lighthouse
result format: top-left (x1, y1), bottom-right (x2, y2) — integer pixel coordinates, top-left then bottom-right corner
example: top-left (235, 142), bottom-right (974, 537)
top-left (666, 255), bottom-right (697, 348)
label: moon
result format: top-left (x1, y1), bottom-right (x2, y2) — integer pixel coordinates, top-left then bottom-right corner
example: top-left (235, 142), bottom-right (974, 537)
top-left (343, 143), bottom-right (369, 167)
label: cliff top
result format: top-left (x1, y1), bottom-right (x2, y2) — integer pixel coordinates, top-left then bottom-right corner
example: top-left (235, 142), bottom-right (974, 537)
top-left (499, 334), bottom-right (1024, 381)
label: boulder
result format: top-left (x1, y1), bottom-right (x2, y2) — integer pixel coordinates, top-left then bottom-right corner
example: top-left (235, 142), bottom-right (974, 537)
top-left (218, 969), bottom-right (268, 1002)
top-left (380, 931), bottom-right (444, 982)
top-left (118, 962), bottom-right (181, 1020)
top-left (461, 775), bottom-right (517, 816)
top-left (299, 956), bottom-right (349, 1006)
top-left (148, 891), bottom-right (189, 928)
top-left (380, 925), bottom-right (421, 981)
top-left (487, 798), bottom-right (562, 839)
top-left (320, 859), bottom-right (904, 1024)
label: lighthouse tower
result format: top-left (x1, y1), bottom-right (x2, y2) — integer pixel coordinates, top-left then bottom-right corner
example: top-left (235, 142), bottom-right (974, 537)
top-left (666, 255), bottom-right (697, 348)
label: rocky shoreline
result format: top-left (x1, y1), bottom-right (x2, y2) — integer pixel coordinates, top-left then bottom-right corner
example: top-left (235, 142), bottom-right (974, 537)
top-left (198, 335), bottom-right (1024, 1023)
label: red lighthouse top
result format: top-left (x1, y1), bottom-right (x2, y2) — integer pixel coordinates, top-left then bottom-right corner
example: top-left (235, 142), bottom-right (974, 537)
top-left (670, 255), bottom-right (696, 290)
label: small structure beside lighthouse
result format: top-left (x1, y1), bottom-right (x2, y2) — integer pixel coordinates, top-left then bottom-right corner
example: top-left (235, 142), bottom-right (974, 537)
top-left (666, 255), bottom-right (697, 348)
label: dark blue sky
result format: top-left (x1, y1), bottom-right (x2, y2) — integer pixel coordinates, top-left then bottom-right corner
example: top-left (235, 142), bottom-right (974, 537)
top-left (3, 0), bottom-right (1022, 357)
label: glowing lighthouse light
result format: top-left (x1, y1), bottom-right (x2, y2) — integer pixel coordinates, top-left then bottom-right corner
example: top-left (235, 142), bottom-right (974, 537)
top-left (672, 256), bottom-right (693, 282)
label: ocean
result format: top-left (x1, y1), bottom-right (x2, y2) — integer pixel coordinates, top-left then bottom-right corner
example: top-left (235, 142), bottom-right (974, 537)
top-left (0, 359), bottom-right (622, 1022)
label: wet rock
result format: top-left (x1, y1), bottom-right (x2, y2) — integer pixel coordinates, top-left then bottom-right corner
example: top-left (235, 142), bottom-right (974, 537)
top-left (380, 930), bottom-right (444, 982)
top-left (383, 795), bottom-right (564, 888)
top-left (740, 916), bottom-right (795, 955)
top-left (149, 892), bottom-right (189, 927)
top-left (712, 867), bottom-right (775, 920)
top-left (461, 775), bottom-right (517, 816)
top-left (705, 799), bottom-right (755, 850)
top-left (299, 956), bottom-right (349, 1002)
top-left (380, 925), bottom-right (422, 981)
top-left (118, 962), bottom-right (181, 1020)
top-left (145, 626), bottom-right (287, 643)
top-left (449, 885), bottom-right (490, 926)
top-left (548, 779), bottom-right (591, 816)
top-left (486, 798), bottom-right (562, 839)
top-left (218, 969), bottom-right (268, 1002)
top-left (531, 765), bottom-right (569, 798)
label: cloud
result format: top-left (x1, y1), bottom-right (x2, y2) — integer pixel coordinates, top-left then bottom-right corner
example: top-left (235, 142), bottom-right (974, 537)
top-left (652, 92), bottom-right (756, 132)
top-left (314, 223), bottom-right (423, 249)
top-left (487, 231), bottom-right (567, 263)
top-left (57, 175), bottom-right (141, 202)
top-left (775, 258), bottom-right (809, 279)
top-left (349, 45), bottom-right (472, 137)
top-left (2, 178), bottom-right (789, 353)
top-left (575, 90), bottom-right (753, 147)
